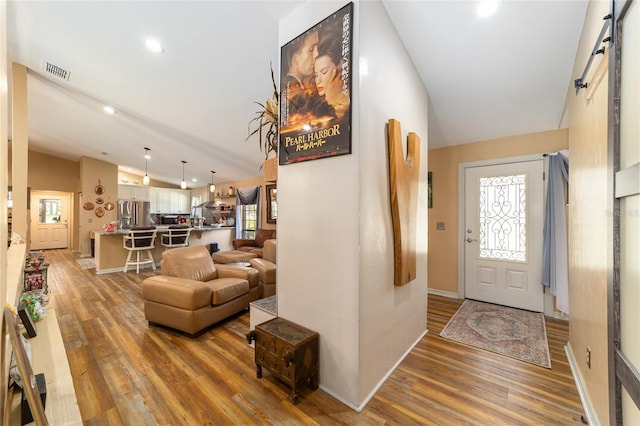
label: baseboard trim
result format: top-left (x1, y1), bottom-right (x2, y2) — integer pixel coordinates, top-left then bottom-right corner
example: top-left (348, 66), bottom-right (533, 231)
top-left (428, 288), bottom-right (461, 299)
top-left (320, 328), bottom-right (429, 412)
top-left (565, 343), bottom-right (600, 425)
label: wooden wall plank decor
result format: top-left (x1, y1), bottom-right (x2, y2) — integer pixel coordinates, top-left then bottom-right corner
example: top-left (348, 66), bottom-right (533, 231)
top-left (387, 119), bottom-right (420, 286)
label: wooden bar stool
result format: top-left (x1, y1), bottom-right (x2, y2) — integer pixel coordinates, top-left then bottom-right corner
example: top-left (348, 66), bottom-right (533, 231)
top-left (161, 225), bottom-right (191, 249)
top-left (123, 227), bottom-right (157, 273)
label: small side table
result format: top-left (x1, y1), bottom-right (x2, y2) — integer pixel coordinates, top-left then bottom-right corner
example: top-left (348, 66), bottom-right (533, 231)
top-left (246, 317), bottom-right (319, 404)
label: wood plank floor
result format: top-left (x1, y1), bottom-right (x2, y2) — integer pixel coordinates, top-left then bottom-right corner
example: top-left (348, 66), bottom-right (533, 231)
top-left (45, 249), bottom-right (584, 425)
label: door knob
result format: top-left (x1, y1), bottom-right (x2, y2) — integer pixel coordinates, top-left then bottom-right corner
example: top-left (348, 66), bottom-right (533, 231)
top-left (466, 238), bottom-right (477, 243)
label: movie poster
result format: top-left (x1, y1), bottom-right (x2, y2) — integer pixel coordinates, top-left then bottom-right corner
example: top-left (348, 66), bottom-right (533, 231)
top-left (279, 3), bottom-right (353, 165)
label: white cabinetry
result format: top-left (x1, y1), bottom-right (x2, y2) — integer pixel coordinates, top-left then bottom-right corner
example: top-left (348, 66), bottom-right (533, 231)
top-left (171, 190), bottom-right (191, 214)
top-left (118, 185), bottom-right (150, 201)
top-left (149, 188), bottom-right (191, 214)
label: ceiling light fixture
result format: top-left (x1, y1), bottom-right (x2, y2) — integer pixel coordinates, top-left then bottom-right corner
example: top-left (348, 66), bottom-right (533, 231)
top-left (180, 160), bottom-right (187, 189)
top-left (477, 0), bottom-right (500, 17)
top-left (209, 171), bottom-right (216, 193)
top-left (145, 38), bottom-right (164, 54)
top-left (103, 106), bottom-right (115, 114)
top-left (143, 147), bottom-right (150, 185)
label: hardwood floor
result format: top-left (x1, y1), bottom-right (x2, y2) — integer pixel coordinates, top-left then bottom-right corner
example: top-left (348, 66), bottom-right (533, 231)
top-left (46, 249), bottom-right (584, 425)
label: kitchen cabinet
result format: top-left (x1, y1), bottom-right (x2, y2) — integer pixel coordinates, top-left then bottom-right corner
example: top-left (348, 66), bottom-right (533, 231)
top-left (171, 190), bottom-right (191, 214)
top-left (149, 188), bottom-right (190, 214)
top-left (118, 185), bottom-right (150, 201)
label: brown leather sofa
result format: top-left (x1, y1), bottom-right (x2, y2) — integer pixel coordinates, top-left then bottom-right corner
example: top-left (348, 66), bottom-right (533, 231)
top-left (249, 239), bottom-right (276, 298)
top-left (232, 228), bottom-right (276, 258)
top-left (142, 245), bottom-right (260, 335)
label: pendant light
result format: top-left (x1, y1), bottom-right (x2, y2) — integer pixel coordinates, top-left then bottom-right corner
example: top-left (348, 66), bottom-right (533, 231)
top-left (209, 170), bottom-right (216, 193)
top-left (143, 147), bottom-right (151, 185)
top-left (180, 160), bottom-right (187, 189)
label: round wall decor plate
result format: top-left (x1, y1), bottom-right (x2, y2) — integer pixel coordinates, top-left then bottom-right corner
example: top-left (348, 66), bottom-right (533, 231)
top-left (95, 207), bottom-right (105, 217)
top-left (104, 202), bottom-right (114, 211)
top-left (95, 183), bottom-right (105, 195)
top-left (95, 197), bottom-right (104, 204)
top-left (83, 202), bottom-right (94, 210)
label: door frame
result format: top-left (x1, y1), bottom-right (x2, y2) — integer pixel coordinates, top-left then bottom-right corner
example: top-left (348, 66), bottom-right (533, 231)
top-left (457, 153), bottom-right (559, 317)
top-left (29, 190), bottom-right (72, 250)
top-left (608, 0), bottom-right (640, 423)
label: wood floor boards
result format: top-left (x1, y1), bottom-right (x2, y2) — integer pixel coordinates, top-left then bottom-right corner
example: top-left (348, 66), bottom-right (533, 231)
top-left (45, 249), bottom-right (584, 425)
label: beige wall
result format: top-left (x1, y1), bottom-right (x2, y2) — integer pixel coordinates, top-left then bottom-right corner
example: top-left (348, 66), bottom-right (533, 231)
top-left (427, 129), bottom-right (568, 294)
top-left (79, 157), bottom-right (119, 256)
top-left (27, 150), bottom-right (80, 192)
top-left (565, 1), bottom-right (611, 424)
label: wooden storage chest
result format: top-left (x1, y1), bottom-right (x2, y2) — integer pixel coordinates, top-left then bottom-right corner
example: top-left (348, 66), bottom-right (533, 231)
top-left (247, 317), bottom-right (318, 404)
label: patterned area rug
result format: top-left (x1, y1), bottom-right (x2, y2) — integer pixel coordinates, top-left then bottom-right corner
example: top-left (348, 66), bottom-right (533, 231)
top-left (440, 299), bottom-right (551, 368)
top-left (76, 258), bottom-right (96, 269)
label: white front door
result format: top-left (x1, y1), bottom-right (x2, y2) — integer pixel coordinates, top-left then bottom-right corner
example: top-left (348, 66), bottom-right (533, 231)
top-left (30, 191), bottom-right (70, 250)
top-left (464, 160), bottom-right (544, 312)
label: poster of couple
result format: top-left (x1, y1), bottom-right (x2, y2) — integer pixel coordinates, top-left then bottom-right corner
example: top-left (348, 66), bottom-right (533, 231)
top-left (279, 3), bottom-right (353, 165)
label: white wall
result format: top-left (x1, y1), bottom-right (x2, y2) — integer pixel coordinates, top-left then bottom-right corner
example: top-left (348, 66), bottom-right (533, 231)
top-left (357, 0), bottom-right (429, 404)
top-left (278, 0), bottom-right (428, 409)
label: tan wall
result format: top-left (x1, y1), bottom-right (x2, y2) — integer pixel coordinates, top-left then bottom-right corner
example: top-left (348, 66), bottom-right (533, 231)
top-left (79, 157), bottom-right (119, 256)
top-left (27, 150), bottom-right (80, 192)
top-left (117, 170), bottom-right (179, 189)
top-left (565, 1), bottom-right (611, 423)
top-left (427, 129), bottom-right (568, 294)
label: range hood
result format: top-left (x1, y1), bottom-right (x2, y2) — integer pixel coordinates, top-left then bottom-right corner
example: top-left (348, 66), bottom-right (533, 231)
top-left (195, 200), bottom-right (217, 209)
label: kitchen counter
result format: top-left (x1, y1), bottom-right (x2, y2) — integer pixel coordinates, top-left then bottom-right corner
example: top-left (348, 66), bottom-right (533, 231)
top-left (94, 226), bottom-right (236, 274)
top-left (95, 225), bottom-right (234, 235)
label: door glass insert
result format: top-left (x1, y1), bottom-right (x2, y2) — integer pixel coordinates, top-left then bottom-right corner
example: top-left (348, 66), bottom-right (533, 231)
top-left (478, 174), bottom-right (527, 261)
top-left (38, 199), bottom-right (62, 224)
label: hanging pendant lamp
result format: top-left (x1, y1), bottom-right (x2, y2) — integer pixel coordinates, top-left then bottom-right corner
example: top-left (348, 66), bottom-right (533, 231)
top-left (181, 160), bottom-right (187, 189)
top-left (143, 147), bottom-right (151, 185)
top-left (209, 170), bottom-right (216, 193)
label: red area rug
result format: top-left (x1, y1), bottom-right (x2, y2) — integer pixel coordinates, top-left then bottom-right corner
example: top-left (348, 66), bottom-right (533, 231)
top-left (440, 299), bottom-right (551, 368)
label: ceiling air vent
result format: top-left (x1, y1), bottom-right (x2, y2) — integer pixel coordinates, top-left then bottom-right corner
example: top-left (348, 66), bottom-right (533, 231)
top-left (41, 59), bottom-right (70, 81)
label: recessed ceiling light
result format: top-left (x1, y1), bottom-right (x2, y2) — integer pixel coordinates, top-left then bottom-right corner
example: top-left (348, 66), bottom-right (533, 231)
top-left (191, 178), bottom-right (197, 182)
top-left (477, 0), bottom-right (500, 18)
top-left (145, 38), bottom-right (164, 54)
top-left (103, 106), bottom-right (115, 114)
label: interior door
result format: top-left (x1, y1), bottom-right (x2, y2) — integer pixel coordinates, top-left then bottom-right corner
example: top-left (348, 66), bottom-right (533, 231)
top-left (30, 191), bottom-right (69, 250)
top-left (610, 0), bottom-right (640, 422)
top-left (464, 160), bottom-right (544, 312)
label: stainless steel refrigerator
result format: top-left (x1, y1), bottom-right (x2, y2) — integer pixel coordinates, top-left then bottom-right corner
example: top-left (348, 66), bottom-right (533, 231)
top-left (118, 200), bottom-right (152, 229)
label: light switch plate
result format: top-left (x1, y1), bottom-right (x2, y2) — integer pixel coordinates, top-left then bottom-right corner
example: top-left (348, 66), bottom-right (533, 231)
top-left (436, 222), bottom-right (445, 230)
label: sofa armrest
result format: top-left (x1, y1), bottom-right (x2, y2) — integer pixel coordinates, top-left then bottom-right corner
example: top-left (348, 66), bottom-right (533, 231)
top-left (249, 258), bottom-right (276, 285)
top-left (216, 265), bottom-right (259, 288)
top-left (233, 239), bottom-right (257, 249)
top-left (142, 276), bottom-right (212, 310)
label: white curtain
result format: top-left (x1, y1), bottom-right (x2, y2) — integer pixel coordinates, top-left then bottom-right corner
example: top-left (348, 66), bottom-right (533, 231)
top-left (541, 150), bottom-right (569, 314)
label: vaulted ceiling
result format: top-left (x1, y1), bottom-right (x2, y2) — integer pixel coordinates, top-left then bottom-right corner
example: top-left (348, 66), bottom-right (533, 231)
top-left (7, 1), bottom-right (588, 187)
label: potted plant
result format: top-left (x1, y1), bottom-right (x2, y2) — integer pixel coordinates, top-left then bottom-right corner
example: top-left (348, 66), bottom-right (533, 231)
top-left (247, 64), bottom-right (278, 181)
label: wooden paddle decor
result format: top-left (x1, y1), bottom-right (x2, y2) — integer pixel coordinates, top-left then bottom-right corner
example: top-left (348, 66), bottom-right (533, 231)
top-left (388, 119), bottom-right (420, 286)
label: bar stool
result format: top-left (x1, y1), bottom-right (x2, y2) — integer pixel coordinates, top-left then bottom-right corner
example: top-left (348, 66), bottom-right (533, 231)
top-left (123, 227), bottom-right (157, 273)
top-left (161, 225), bottom-right (191, 249)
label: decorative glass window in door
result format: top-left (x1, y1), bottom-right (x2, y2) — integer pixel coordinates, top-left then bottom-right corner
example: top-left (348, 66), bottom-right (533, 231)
top-left (38, 199), bottom-right (62, 224)
top-left (478, 174), bottom-right (526, 261)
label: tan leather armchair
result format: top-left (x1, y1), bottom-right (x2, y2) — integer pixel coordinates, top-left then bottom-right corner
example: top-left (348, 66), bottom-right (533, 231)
top-left (142, 245), bottom-right (259, 335)
top-left (249, 239), bottom-right (276, 298)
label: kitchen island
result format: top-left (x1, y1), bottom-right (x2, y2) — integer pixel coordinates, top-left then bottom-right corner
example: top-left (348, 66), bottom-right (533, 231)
top-left (93, 226), bottom-right (235, 274)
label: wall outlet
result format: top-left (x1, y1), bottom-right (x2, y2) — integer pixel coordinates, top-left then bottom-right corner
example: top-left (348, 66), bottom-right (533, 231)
top-left (586, 346), bottom-right (591, 369)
